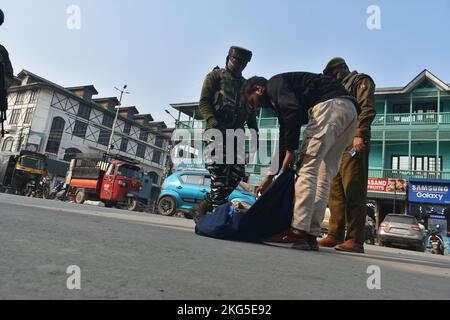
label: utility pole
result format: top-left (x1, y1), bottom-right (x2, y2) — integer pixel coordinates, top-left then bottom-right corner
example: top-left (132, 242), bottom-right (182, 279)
top-left (107, 85), bottom-right (130, 154)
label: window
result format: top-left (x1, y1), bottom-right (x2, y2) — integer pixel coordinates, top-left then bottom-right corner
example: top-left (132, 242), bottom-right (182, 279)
top-left (1, 137), bottom-right (14, 152)
top-left (9, 109), bottom-right (21, 125)
top-left (181, 175), bottom-right (203, 186)
top-left (136, 143), bottom-right (146, 158)
top-left (45, 117), bottom-right (65, 154)
top-left (148, 172), bottom-right (159, 185)
top-left (77, 104), bottom-right (91, 120)
top-left (392, 155), bottom-right (443, 172)
top-left (123, 123), bottom-right (131, 135)
top-left (139, 130), bottom-right (149, 141)
top-left (29, 89), bottom-right (39, 104)
top-left (23, 108), bottom-right (34, 124)
top-left (63, 148), bottom-right (82, 162)
top-left (120, 138), bottom-right (129, 152)
top-left (152, 150), bottom-right (162, 164)
top-left (73, 121), bottom-right (88, 138)
top-left (155, 136), bottom-right (164, 148)
top-left (98, 130), bottom-right (111, 146)
top-left (15, 91), bottom-right (26, 105)
top-left (393, 102), bottom-right (441, 114)
top-left (102, 114), bottom-right (114, 128)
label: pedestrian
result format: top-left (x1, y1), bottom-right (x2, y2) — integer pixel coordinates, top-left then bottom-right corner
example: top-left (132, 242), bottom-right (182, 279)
top-left (243, 72), bottom-right (359, 250)
top-left (319, 58), bottom-right (376, 253)
top-left (191, 46), bottom-right (259, 222)
top-left (0, 9), bottom-right (14, 137)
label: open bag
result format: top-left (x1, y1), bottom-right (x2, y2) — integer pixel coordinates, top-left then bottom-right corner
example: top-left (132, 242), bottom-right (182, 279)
top-left (195, 169), bottom-right (295, 243)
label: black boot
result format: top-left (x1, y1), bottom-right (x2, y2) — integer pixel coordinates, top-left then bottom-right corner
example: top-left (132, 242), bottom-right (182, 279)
top-left (190, 198), bottom-right (214, 223)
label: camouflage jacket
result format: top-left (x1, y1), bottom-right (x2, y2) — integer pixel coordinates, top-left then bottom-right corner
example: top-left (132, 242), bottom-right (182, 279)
top-left (0, 45), bottom-right (14, 88)
top-left (199, 67), bottom-right (258, 131)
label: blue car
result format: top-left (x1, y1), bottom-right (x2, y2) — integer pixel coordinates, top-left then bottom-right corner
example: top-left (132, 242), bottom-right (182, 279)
top-left (157, 170), bottom-right (256, 217)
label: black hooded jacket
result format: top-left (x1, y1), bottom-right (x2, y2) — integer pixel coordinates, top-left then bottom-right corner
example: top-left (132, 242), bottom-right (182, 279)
top-left (266, 72), bottom-right (359, 159)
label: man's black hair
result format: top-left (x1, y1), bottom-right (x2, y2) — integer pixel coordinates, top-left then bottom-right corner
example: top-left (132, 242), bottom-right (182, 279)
top-left (243, 76), bottom-right (268, 95)
top-left (0, 9), bottom-right (4, 26)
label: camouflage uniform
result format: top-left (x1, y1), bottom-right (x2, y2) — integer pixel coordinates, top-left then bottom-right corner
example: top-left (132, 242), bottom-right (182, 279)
top-left (0, 45), bottom-right (14, 88)
top-left (192, 47), bottom-right (258, 220)
top-left (324, 59), bottom-right (377, 245)
top-left (1, 9), bottom-right (14, 136)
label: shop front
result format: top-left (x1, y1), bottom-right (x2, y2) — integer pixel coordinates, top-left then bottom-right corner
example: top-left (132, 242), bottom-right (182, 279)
top-left (408, 179), bottom-right (450, 254)
top-left (367, 178), bottom-right (408, 226)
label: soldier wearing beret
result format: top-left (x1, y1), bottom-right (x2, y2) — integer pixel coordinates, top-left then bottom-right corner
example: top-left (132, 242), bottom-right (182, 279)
top-left (319, 57), bottom-right (376, 253)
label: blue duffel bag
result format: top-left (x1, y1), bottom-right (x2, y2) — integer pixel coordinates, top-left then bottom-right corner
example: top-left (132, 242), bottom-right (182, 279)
top-left (195, 169), bottom-right (295, 243)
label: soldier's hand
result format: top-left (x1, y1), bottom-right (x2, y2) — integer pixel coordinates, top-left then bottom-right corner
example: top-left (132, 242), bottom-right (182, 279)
top-left (353, 137), bottom-right (366, 153)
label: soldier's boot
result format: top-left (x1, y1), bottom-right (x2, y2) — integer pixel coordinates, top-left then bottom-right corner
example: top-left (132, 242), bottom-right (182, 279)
top-left (190, 198), bottom-right (214, 224)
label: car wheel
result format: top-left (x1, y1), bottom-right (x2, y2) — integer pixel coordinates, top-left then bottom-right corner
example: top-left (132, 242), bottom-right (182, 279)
top-left (158, 196), bottom-right (177, 216)
top-left (75, 190), bottom-right (86, 204)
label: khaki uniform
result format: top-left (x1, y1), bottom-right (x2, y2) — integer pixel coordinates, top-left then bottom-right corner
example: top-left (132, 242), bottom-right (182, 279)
top-left (328, 72), bottom-right (376, 244)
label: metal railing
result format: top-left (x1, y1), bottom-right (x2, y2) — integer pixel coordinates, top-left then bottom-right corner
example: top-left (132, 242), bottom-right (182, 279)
top-left (369, 168), bottom-right (450, 180)
top-left (176, 113), bottom-right (450, 130)
top-left (372, 112), bottom-right (450, 126)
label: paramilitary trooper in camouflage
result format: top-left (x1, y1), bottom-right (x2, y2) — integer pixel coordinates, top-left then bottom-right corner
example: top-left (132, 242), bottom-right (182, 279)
top-left (319, 57), bottom-right (376, 253)
top-left (191, 46), bottom-right (258, 221)
top-left (1, 9), bottom-right (14, 137)
top-left (0, 10), bottom-right (13, 89)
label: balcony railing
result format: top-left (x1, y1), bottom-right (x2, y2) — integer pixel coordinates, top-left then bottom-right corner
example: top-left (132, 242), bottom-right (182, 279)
top-left (373, 112), bottom-right (450, 126)
top-left (369, 169), bottom-right (450, 180)
top-left (176, 113), bottom-right (450, 130)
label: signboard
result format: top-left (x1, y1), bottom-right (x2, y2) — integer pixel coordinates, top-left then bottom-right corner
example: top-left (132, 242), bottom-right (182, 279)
top-left (25, 132), bottom-right (43, 153)
top-left (368, 178), bottom-right (407, 194)
top-left (409, 179), bottom-right (450, 204)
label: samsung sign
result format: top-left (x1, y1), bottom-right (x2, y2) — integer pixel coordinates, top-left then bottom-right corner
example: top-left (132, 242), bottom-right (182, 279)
top-left (409, 179), bottom-right (450, 204)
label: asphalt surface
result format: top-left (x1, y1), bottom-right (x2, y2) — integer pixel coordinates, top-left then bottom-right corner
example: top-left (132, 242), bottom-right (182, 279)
top-left (1, 193), bottom-right (449, 300)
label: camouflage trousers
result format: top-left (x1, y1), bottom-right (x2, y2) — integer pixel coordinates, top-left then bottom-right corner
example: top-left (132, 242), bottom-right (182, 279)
top-left (204, 137), bottom-right (246, 208)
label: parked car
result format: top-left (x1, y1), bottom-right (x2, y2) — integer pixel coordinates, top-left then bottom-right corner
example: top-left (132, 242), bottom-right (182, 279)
top-left (157, 170), bottom-right (256, 217)
top-left (378, 214), bottom-right (424, 252)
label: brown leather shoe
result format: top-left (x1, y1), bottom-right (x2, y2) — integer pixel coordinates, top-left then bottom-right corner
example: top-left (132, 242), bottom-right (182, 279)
top-left (335, 240), bottom-right (365, 253)
top-left (317, 235), bottom-right (343, 248)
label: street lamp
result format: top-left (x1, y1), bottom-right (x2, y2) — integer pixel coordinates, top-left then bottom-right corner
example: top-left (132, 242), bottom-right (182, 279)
top-left (107, 85), bottom-right (130, 154)
top-left (165, 109), bottom-right (187, 128)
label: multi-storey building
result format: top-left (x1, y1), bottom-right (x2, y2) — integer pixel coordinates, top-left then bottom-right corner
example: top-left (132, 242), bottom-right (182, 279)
top-left (1, 70), bottom-right (171, 202)
top-left (170, 69), bottom-right (450, 230)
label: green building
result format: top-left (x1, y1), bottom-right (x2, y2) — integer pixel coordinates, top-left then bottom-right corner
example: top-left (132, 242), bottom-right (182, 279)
top-left (170, 70), bottom-right (450, 225)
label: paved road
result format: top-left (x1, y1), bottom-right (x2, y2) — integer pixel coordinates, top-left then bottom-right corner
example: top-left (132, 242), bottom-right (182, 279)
top-left (1, 193), bottom-right (449, 300)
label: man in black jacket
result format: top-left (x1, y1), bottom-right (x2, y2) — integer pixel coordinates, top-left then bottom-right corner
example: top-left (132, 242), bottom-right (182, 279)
top-left (244, 73), bottom-right (359, 250)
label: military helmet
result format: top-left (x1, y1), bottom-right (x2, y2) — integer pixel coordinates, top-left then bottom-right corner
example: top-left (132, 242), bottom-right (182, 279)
top-left (228, 46), bottom-right (253, 63)
top-left (0, 9), bottom-right (4, 26)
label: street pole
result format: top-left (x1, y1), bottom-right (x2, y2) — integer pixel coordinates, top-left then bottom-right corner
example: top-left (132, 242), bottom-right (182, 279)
top-left (107, 85), bottom-right (130, 155)
top-left (165, 109), bottom-right (182, 128)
